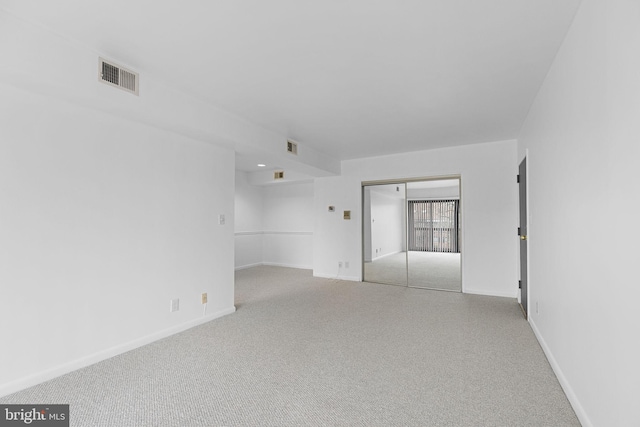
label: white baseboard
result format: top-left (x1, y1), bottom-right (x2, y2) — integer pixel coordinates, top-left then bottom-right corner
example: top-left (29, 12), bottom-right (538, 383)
top-left (529, 318), bottom-right (592, 427)
top-left (235, 262), bottom-right (263, 271)
top-left (262, 262), bottom-right (313, 270)
top-left (313, 272), bottom-right (361, 282)
top-left (0, 306), bottom-right (236, 398)
top-left (236, 262), bottom-right (313, 271)
top-left (463, 288), bottom-right (517, 298)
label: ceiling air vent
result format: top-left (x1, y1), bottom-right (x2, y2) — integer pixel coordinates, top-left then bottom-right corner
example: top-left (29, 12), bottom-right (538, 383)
top-left (274, 171), bottom-right (285, 180)
top-left (286, 140), bottom-right (298, 155)
top-left (99, 58), bottom-right (139, 96)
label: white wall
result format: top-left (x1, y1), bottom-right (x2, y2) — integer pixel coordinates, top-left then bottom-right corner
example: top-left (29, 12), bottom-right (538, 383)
top-left (0, 84), bottom-right (236, 396)
top-left (0, 7), bottom-right (261, 397)
top-left (370, 189), bottom-right (405, 260)
top-left (315, 140), bottom-right (518, 296)
top-left (313, 176), bottom-right (362, 280)
top-left (234, 179), bottom-right (314, 270)
top-left (518, 0), bottom-right (639, 425)
top-left (262, 182), bottom-right (314, 269)
top-left (234, 171), bottom-right (264, 269)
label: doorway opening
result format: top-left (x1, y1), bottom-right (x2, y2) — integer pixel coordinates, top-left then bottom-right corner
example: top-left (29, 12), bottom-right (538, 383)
top-left (362, 177), bottom-right (462, 292)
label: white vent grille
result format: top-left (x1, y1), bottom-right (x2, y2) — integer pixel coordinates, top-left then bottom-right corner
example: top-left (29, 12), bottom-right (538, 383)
top-left (287, 140), bottom-right (298, 155)
top-left (99, 58), bottom-right (139, 95)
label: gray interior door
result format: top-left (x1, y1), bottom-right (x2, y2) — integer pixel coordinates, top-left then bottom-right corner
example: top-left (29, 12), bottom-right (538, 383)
top-left (518, 158), bottom-right (528, 318)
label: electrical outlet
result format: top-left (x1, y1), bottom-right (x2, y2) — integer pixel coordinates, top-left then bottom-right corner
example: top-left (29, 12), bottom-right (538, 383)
top-left (201, 293), bottom-right (207, 304)
top-left (345, 261), bottom-right (350, 269)
top-left (338, 261), bottom-right (343, 268)
top-left (170, 298), bottom-right (179, 313)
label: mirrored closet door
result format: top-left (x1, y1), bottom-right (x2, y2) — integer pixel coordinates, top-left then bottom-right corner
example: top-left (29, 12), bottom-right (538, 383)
top-left (363, 178), bottom-right (462, 292)
top-left (363, 183), bottom-right (407, 287)
top-left (406, 180), bottom-right (461, 292)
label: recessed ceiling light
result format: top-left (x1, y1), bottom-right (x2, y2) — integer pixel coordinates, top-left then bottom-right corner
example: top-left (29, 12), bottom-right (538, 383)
top-left (257, 164), bottom-right (266, 167)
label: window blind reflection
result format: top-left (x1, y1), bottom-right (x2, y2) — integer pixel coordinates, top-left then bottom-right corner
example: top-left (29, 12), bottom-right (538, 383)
top-left (408, 200), bottom-right (459, 253)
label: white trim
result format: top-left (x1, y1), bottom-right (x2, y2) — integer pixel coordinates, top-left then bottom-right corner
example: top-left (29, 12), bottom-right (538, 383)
top-left (262, 262), bottom-right (313, 270)
top-left (235, 262), bottom-right (313, 271)
top-left (464, 288), bottom-right (517, 298)
top-left (313, 272), bottom-right (361, 282)
top-left (235, 262), bottom-right (263, 271)
top-left (0, 306), bottom-right (236, 398)
top-left (529, 318), bottom-right (592, 427)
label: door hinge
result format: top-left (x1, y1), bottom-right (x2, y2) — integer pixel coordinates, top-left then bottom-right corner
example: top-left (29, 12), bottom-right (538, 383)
top-left (519, 280), bottom-right (522, 289)
top-left (518, 227), bottom-right (521, 236)
top-left (517, 174), bottom-right (520, 183)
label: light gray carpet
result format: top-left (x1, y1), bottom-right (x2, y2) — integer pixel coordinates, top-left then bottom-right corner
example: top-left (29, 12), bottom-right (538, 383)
top-left (1, 266), bottom-right (579, 426)
top-left (365, 251), bottom-right (461, 291)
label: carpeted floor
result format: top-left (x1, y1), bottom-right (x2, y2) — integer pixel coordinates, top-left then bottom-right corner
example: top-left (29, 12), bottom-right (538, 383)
top-left (365, 251), bottom-right (461, 291)
top-left (1, 266), bottom-right (579, 426)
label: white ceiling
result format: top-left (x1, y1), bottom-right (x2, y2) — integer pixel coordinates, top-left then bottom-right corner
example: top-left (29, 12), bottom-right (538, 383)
top-left (1, 0), bottom-right (581, 168)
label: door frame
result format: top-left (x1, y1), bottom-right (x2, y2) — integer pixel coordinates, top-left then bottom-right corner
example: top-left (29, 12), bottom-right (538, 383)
top-left (518, 155), bottom-right (529, 318)
top-left (361, 174), bottom-right (463, 291)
